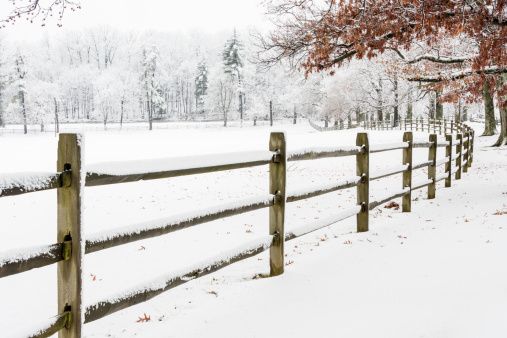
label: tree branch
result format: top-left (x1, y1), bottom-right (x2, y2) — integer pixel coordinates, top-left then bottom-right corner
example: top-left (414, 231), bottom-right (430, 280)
top-left (409, 66), bottom-right (507, 82)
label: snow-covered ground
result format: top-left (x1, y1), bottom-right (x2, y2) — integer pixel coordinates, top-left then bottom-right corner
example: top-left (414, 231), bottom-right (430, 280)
top-left (0, 122), bottom-right (506, 337)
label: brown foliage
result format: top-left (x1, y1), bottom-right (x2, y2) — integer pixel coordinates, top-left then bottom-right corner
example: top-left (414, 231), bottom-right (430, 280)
top-left (384, 201), bottom-right (400, 210)
top-left (136, 313), bottom-right (151, 323)
top-left (259, 0), bottom-right (507, 105)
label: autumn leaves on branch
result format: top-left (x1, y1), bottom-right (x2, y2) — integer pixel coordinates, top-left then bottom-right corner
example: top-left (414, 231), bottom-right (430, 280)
top-left (257, 0), bottom-right (506, 106)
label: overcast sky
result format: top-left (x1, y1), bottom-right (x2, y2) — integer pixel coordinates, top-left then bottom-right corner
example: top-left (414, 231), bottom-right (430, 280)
top-left (0, 0), bottom-right (270, 41)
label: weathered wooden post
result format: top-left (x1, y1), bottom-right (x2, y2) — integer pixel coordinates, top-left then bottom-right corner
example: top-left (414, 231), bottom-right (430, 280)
top-left (445, 134), bottom-right (453, 187)
top-left (469, 130), bottom-right (474, 166)
top-left (416, 118), bottom-right (419, 131)
top-left (356, 133), bottom-right (370, 232)
top-left (456, 133), bottom-right (463, 180)
top-left (428, 134), bottom-right (437, 199)
top-left (293, 105), bottom-right (297, 124)
top-left (463, 131), bottom-right (470, 173)
top-left (269, 132), bottom-right (286, 276)
top-left (57, 133), bottom-right (83, 338)
top-left (439, 120), bottom-right (442, 135)
top-left (451, 120), bottom-right (454, 134)
top-left (402, 132), bottom-right (413, 212)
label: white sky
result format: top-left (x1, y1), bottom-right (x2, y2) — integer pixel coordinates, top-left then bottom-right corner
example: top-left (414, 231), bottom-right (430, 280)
top-left (0, 0), bottom-right (270, 41)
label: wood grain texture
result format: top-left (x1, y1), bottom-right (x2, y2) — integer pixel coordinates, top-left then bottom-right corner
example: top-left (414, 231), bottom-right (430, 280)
top-left (356, 133), bottom-right (370, 232)
top-left (57, 134), bottom-right (83, 338)
top-left (269, 132), bottom-right (286, 276)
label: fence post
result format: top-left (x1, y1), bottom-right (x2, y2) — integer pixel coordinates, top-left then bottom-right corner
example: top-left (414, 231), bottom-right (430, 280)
top-left (402, 132), bottom-right (413, 212)
top-left (416, 118), bottom-right (418, 131)
top-left (269, 132), bottom-right (286, 276)
top-left (463, 131), bottom-right (469, 173)
top-left (356, 133), bottom-right (370, 232)
top-left (445, 134), bottom-right (453, 187)
top-left (57, 133), bottom-right (83, 338)
top-left (469, 130), bottom-right (474, 167)
top-left (456, 133), bottom-right (463, 180)
top-left (451, 120), bottom-right (454, 134)
top-left (428, 134), bottom-right (437, 199)
top-left (439, 120), bottom-right (442, 135)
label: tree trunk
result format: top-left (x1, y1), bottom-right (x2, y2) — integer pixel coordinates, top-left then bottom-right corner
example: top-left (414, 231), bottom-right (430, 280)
top-left (270, 101), bottom-right (273, 127)
top-left (435, 90), bottom-right (443, 119)
top-left (494, 75), bottom-right (507, 146)
top-left (21, 91), bottom-right (27, 134)
top-left (376, 86), bottom-right (383, 121)
top-left (239, 92), bottom-right (243, 125)
top-left (407, 89), bottom-right (413, 120)
top-left (393, 78), bottom-right (399, 126)
top-left (494, 106), bottom-right (507, 146)
top-left (54, 98), bottom-right (59, 135)
top-left (454, 99), bottom-right (461, 122)
top-left (483, 80), bottom-right (496, 136)
top-left (120, 99), bottom-right (124, 129)
top-left (429, 91), bottom-right (435, 119)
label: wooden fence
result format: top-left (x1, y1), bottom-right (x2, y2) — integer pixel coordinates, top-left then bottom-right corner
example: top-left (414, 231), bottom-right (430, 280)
top-left (308, 118), bottom-right (358, 132)
top-left (363, 118), bottom-right (470, 135)
top-left (0, 124), bottom-right (474, 337)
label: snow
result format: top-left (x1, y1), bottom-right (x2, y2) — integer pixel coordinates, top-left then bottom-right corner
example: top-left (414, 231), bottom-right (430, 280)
top-left (370, 142), bottom-right (409, 152)
top-left (85, 235), bottom-right (274, 310)
top-left (435, 156), bottom-right (450, 166)
top-left (287, 145), bottom-right (361, 159)
top-left (87, 150), bottom-right (274, 176)
top-left (0, 243), bottom-right (56, 268)
top-left (0, 172), bottom-right (58, 194)
top-left (15, 315), bottom-right (62, 338)
top-left (1, 123), bottom-right (506, 338)
top-left (86, 194), bottom-right (274, 246)
top-left (287, 176), bottom-right (361, 199)
top-left (370, 164), bottom-right (409, 180)
top-left (370, 187), bottom-right (410, 207)
top-left (286, 205), bottom-right (361, 239)
top-left (412, 178), bottom-right (433, 190)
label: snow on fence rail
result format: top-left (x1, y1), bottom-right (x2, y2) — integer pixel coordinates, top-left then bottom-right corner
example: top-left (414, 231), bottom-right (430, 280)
top-left (0, 129), bottom-right (475, 337)
top-left (363, 117), bottom-right (471, 137)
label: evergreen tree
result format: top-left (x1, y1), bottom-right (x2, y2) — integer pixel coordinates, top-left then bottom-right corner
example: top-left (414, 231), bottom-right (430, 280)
top-left (222, 29), bottom-right (243, 79)
top-left (222, 29), bottom-right (244, 122)
top-left (195, 59), bottom-right (208, 113)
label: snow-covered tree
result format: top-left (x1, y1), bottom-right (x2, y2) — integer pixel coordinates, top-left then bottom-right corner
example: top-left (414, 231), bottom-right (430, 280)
top-left (140, 45), bottom-right (166, 130)
top-left (195, 59), bottom-right (208, 113)
top-left (222, 29), bottom-right (245, 122)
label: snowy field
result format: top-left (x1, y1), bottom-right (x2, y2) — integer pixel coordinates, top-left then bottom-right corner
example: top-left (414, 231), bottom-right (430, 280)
top-left (0, 122), bottom-right (506, 337)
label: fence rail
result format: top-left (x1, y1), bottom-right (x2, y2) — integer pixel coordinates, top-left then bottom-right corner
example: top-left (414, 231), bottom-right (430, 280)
top-left (363, 117), bottom-right (470, 135)
top-left (0, 123), bottom-right (474, 337)
top-left (308, 119), bottom-right (358, 131)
